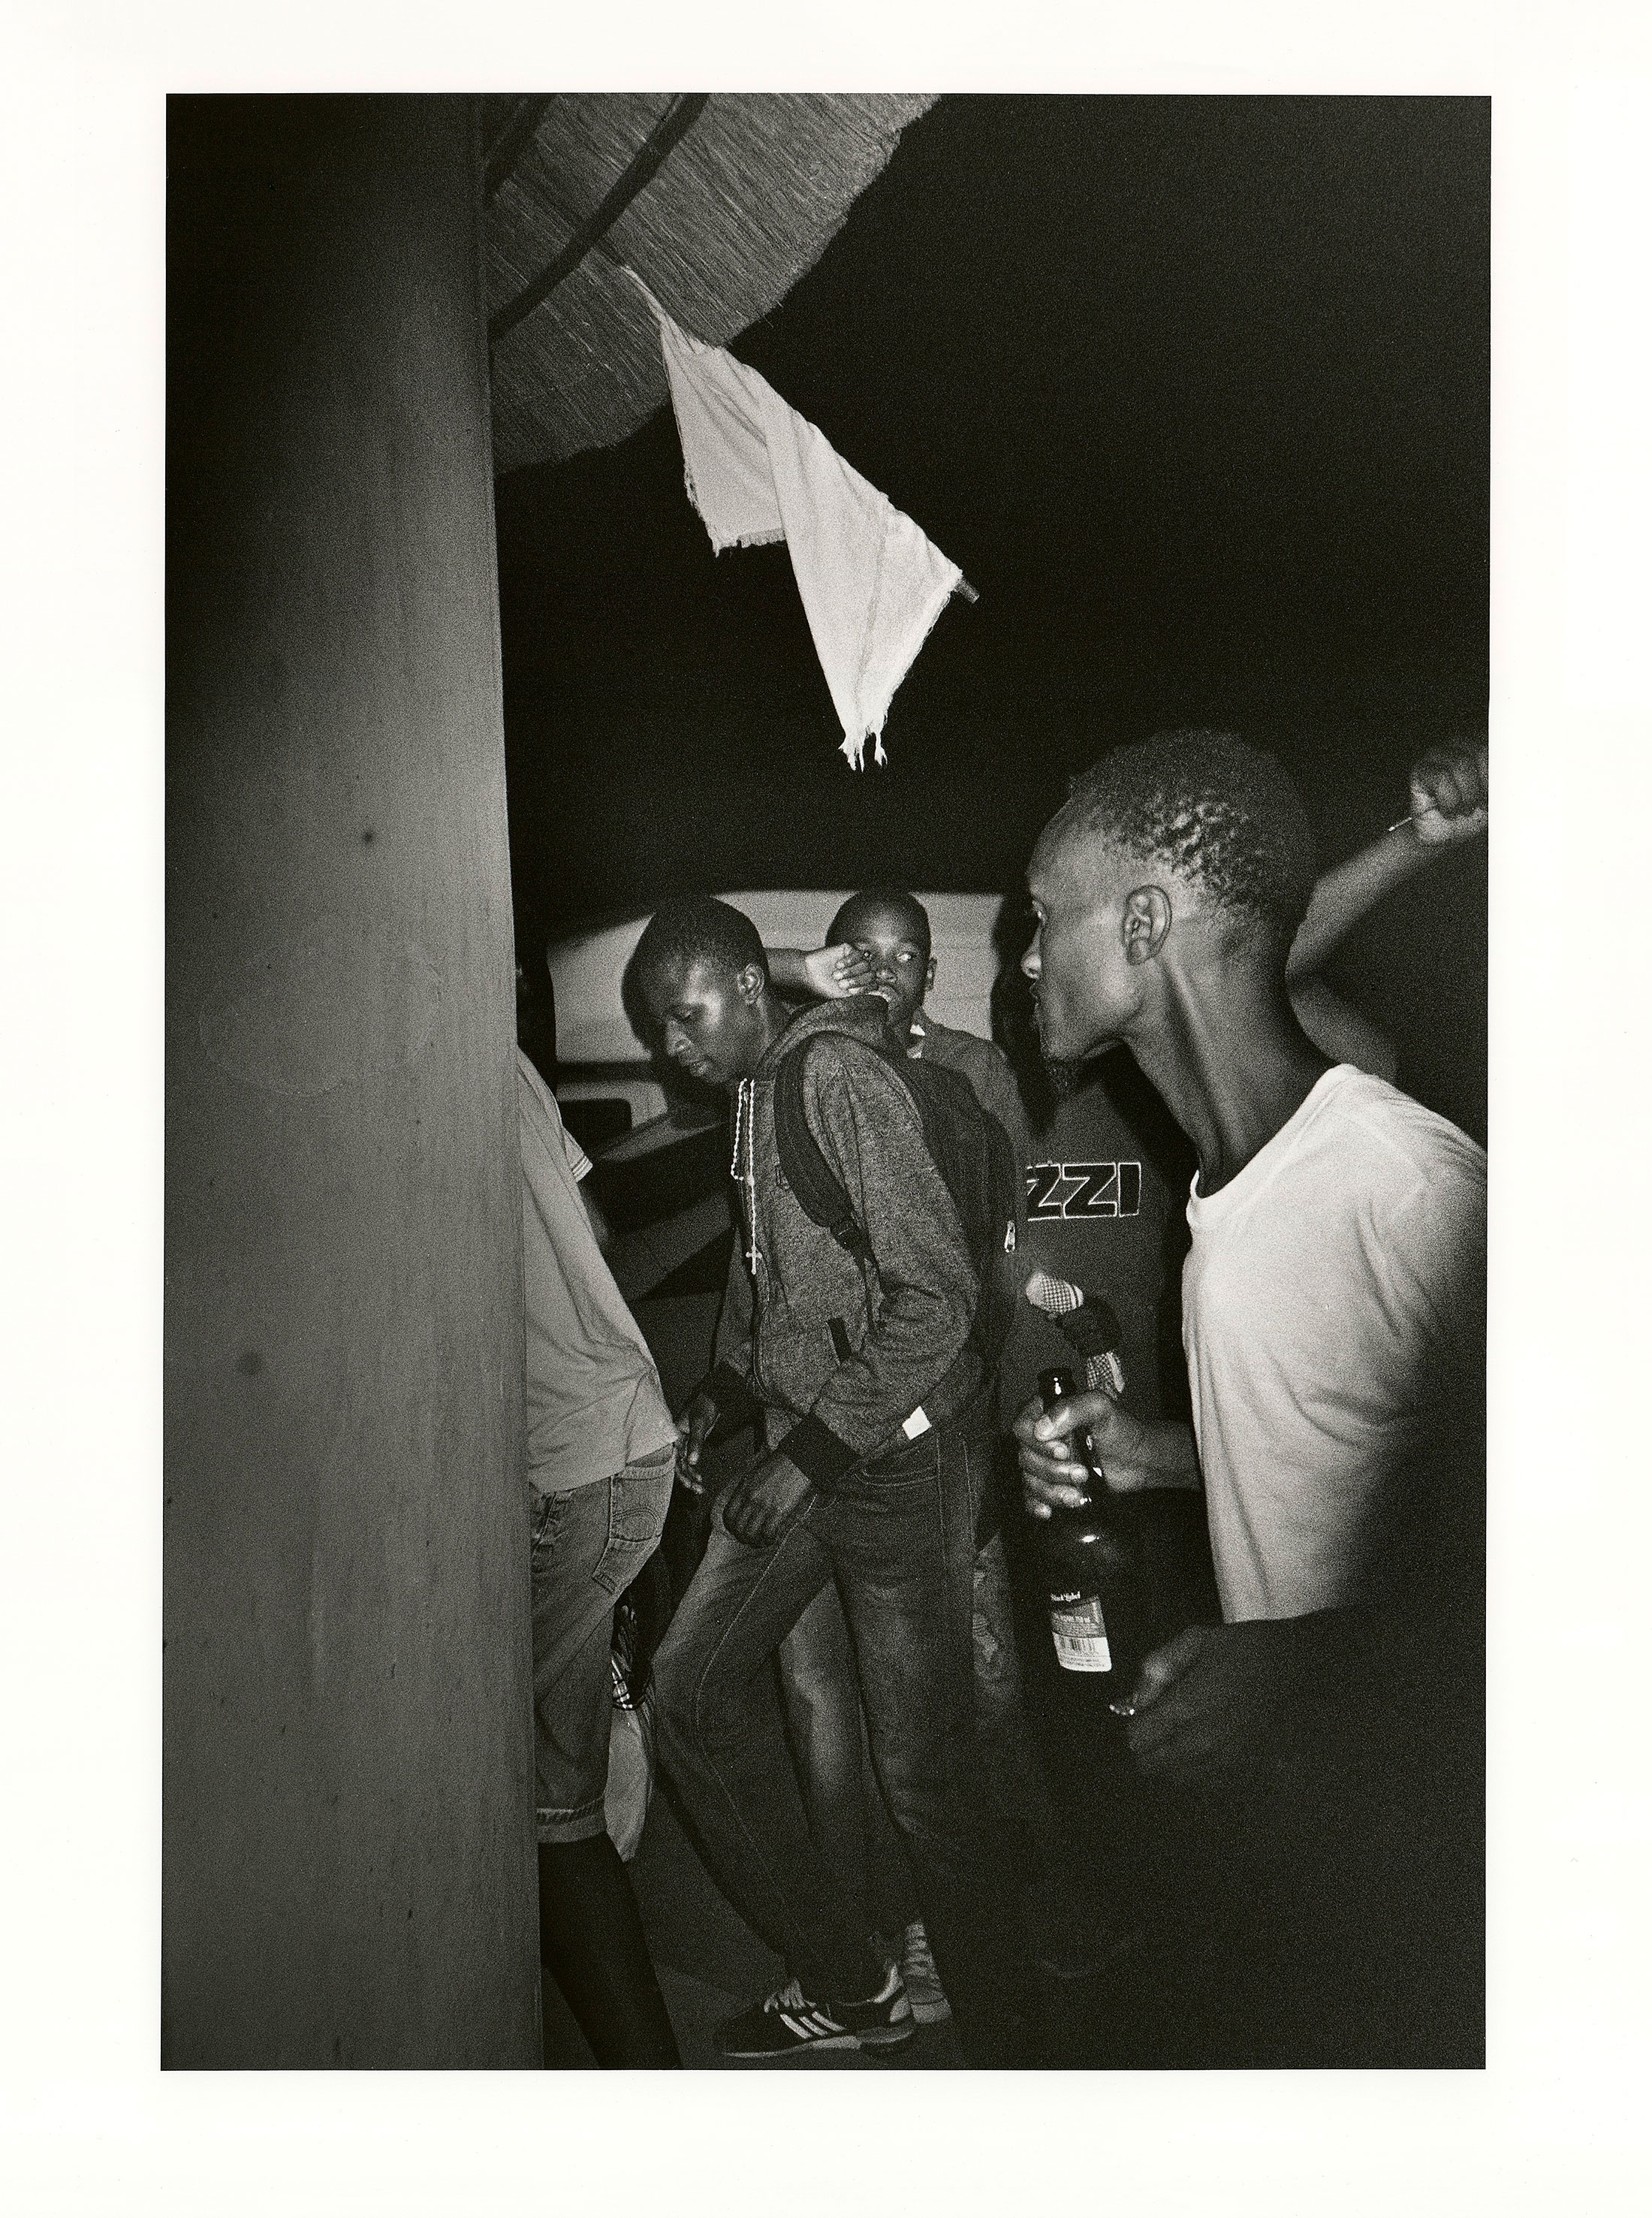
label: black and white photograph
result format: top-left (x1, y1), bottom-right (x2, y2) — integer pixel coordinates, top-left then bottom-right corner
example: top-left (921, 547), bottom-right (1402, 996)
top-left (164, 84), bottom-right (1490, 2072)
top-left (7, 4), bottom-right (1652, 2211)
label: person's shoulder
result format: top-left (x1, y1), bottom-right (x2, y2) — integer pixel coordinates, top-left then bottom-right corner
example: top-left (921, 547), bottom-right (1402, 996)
top-left (518, 1046), bottom-right (592, 1176)
top-left (1312, 1067), bottom-right (1485, 1204)
top-left (517, 1044), bottom-right (559, 1124)
top-left (920, 1020), bottom-right (1017, 1093)
top-left (919, 1017), bottom-right (996, 1062)
top-left (798, 1025), bottom-right (904, 1096)
top-left (793, 1026), bottom-right (921, 1146)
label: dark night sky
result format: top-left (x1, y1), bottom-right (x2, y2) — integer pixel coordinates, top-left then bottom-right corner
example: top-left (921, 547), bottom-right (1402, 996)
top-left (495, 95), bottom-right (1489, 1138)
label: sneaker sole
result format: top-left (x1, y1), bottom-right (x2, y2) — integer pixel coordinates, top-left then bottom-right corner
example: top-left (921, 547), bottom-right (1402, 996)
top-left (720, 2022), bottom-right (915, 2060)
top-left (720, 2030), bottom-right (862, 2058)
top-left (907, 1996), bottom-right (952, 2025)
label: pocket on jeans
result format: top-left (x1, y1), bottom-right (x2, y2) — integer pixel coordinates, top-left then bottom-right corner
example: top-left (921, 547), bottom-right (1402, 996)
top-left (529, 1486), bottom-right (569, 1557)
top-left (592, 1456), bottom-right (674, 1597)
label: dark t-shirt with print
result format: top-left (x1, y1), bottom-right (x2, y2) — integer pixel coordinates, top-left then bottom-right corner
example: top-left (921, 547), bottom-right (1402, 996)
top-left (1003, 1049), bottom-right (1196, 1427)
top-left (911, 1015), bottom-right (1194, 1426)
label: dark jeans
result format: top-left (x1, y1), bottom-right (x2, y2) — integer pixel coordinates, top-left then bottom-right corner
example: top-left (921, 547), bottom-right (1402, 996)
top-left (776, 1578), bottom-right (917, 1942)
top-left (652, 1418), bottom-right (1026, 2063)
top-left (776, 1528), bottom-right (1066, 1944)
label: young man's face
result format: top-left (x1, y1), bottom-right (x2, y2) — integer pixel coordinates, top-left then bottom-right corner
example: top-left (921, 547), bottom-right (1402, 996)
top-left (829, 898), bottom-right (936, 1037)
top-left (644, 955), bottom-right (764, 1088)
top-left (1020, 831), bottom-right (1136, 1064)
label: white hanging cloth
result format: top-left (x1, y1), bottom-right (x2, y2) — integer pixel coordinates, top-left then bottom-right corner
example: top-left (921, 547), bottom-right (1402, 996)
top-left (630, 274), bottom-right (964, 769)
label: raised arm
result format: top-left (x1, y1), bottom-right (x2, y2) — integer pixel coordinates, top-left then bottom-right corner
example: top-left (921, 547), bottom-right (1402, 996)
top-left (1289, 979), bottom-right (1399, 1083)
top-left (766, 945), bottom-right (876, 1000)
top-left (1286, 741), bottom-right (1488, 987)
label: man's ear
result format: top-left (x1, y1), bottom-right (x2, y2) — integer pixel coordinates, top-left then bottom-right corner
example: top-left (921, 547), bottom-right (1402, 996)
top-left (1123, 886), bottom-right (1172, 967)
top-left (736, 961), bottom-right (767, 1006)
top-left (924, 955), bottom-right (938, 994)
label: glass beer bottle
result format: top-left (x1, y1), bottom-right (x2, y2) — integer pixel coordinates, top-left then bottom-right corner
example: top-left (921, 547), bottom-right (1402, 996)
top-left (1035, 1366), bottom-right (1144, 1693)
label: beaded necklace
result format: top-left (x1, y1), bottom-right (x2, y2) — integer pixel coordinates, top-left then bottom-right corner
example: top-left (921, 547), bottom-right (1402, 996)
top-left (730, 1076), bottom-right (761, 1275)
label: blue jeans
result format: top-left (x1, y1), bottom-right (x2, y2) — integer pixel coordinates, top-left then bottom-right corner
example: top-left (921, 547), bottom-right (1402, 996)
top-left (652, 1420), bottom-right (1028, 2062)
top-left (529, 1450), bottom-right (675, 1846)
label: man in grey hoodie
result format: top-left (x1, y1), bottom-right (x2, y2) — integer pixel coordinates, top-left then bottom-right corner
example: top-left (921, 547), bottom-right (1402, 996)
top-left (635, 897), bottom-right (1026, 2066)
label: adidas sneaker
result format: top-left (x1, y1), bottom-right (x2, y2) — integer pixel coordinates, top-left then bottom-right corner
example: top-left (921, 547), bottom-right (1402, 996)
top-left (716, 1961), bottom-right (914, 2059)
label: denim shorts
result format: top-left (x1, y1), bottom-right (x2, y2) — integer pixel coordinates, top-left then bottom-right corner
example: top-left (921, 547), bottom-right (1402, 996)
top-left (529, 1447), bottom-right (675, 1846)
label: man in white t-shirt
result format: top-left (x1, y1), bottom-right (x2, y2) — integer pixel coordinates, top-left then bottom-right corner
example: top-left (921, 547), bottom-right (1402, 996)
top-left (1011, 729), bottom-right (1487, 2057)
top-left (1183, 1061), bottom-right (1485, 1625)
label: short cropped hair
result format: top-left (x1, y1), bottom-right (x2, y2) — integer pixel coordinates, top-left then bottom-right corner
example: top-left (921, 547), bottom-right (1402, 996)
top-left (827, 887), bottom-right (932, 961)
top-left (633, 896), bottom-right (768, 991)
top-left (1050, 729), bottom-right (1318, 952)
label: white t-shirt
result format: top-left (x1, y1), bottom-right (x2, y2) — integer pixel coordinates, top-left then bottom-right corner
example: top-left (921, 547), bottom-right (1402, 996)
top-left (1183, 1064), bottom-right (1486, 1623)
top-left (517, 1049), bottom-right (677, 1492)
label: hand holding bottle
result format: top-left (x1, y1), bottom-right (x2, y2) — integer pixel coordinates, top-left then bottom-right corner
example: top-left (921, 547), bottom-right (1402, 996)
top-left (1014, 1388), bottom-right (1155, 1516)
top-left (1029, 1368), bottom-right (1144, 1684)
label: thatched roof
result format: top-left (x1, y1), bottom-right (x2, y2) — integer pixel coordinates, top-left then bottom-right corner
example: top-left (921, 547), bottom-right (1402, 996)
top-left (481, 93), bottom-right (936, 476)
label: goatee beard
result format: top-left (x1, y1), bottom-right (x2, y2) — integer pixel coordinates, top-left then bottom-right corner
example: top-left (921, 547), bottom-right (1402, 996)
top-left (1039, 1048), bottom-right (1089, 1100)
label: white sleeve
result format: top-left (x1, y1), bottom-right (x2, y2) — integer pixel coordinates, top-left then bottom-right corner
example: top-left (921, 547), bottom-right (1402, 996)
top-left (518, 1046), bottom-right (592, 1181)
top-left (1382, 1148), bottom-right (1487, 1396)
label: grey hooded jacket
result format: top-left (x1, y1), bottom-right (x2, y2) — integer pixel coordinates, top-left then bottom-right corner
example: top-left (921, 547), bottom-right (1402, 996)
top-left (707, 996), bottom-right (987, 1489)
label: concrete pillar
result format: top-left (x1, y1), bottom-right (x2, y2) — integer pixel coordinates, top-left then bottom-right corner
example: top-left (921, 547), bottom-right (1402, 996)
top-left (164, 95), bottom-right (538, 2067)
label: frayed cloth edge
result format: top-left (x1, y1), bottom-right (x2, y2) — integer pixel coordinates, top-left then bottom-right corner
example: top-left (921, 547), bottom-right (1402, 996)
top-left (837, 562), bottom-right (963, 769)
top-left (715, 527), bottom-right (786, 552)
top-left (680, 457), bottom-right (785, 554)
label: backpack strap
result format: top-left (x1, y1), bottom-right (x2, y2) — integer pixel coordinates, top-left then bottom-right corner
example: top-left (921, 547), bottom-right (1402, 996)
top-left (770, 1035), bottom-right (875, 1269)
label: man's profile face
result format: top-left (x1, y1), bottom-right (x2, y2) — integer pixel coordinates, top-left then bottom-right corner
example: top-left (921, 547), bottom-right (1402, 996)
top-left (1021, 831), bottom-right (1135, 1064)
top-left (644, 955), bottom-right (758, 1088)
top-left (829, 898), bottom-right (936, 1037)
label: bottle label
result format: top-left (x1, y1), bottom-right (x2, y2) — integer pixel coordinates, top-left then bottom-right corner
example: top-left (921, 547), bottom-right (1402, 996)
top-left (1049, 1593), bottom-right (1112, 1673)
